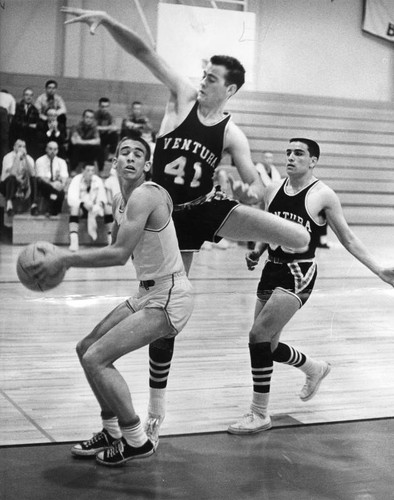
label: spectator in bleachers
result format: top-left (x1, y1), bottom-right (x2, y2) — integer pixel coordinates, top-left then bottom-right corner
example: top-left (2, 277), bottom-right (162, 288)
top-left (0, 139), bottom-right (38, 216)
top-left (255, 151), bottom-right (281, 187)
top-left (0, 89), bottom-right (16, 118)
top-left (67, 163), bottom-right (111, 251)
top-left (0, 90), bottom-right (16, 170)
top-left (120, 101), bottom-right (152, 139)
top-left (36, 107), bottom-right (68, 159)
top-left (69, 109), bottom-right (101, 173)
top-left (94, 97), bottom-right (119, 173)
top-left (35, 141), bottom-right (69, 216)
top-left (103, 165), bottom-right (120, 244)
top-left (35, 79), bottom-right (67, 125)
top-left (10, 87), bottom-right (40, 160)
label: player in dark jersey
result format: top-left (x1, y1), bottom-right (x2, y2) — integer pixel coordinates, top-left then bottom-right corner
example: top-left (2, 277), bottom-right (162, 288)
top-left (61, 7), bottom-right (311, 447)
top-left (228, 138), bottom-right (394, 434)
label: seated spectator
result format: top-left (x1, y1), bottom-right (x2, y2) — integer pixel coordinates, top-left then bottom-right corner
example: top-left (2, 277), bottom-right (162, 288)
top-left (0, 139), bottom-right (38, 216)
top-left (10, 87), bottom-right (40, 159)
top-left (95, 97), bottom-right (119, 172)
top-left (69, 109), bottom-right (101, 173)
top-left (67, 163), bottom-right (112, 251)
top-left (141, 130), bottom-right (156, 159)
top-left (0, 89), bottom-right (16, 118)
top-left (35, 79), bottom-right (67, 125)
top-left (0, 89), bottom-right (16, 170)
top-left (37, 107), bottom-right (67, 158)
top-left (120, 101), bottom-right (152, 139)
top-left (103, 166), bottom-right (120, 244)
top-left (255, 151), bottom-right (281, 187)
top-left (35, 141), bottom-right (69, 216)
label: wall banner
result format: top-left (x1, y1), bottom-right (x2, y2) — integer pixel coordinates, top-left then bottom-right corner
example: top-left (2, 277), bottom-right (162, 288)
top-left (363, 0), bottom-right (394, 42)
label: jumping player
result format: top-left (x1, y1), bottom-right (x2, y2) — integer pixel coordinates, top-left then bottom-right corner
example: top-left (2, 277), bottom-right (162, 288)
top-left (228, 138), bottom-right (394, 434)
top-left (28, 136), bottom-right (194, 466)
top-left (61, 7), bottom-right (310, 446)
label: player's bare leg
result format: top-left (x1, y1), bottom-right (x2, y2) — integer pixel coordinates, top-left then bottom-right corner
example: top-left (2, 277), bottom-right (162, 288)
top-left (217, 204), bottom-right (309, 250)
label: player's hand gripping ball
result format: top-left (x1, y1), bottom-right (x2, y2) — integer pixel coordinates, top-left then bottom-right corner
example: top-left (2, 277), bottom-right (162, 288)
top-left (16, 241), bottom-right (66, 292)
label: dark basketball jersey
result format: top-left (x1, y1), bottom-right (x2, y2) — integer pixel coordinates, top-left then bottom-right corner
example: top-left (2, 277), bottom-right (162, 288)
top-left (152, 101), bottom-right (231, 205)
top-left (268, 178), bottom-right (326, 261)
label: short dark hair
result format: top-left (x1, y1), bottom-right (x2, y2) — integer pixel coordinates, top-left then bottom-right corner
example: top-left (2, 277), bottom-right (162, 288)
top-left (210, 55), bottom-right (245, 91)
top-left (290, 137), bottom-right (320, 160)
top-left (115, 136), bottom-right (151, 162)
top-left (83, 109), bottom-right (95, 117)
top-left (99, 97), bottom-right (110, 105)
top-left (132, 101), bottom-right (142, 106)
top-left (45, 79), bottom-right (58, 88)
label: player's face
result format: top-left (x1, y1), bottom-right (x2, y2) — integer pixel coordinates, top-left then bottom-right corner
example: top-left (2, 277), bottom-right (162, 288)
top-left (115, 139), bottom-right (150, 182)
top-left (286, 142), bottom-right (316, 176)
top-left (198, 63), bottom-right (232, 104)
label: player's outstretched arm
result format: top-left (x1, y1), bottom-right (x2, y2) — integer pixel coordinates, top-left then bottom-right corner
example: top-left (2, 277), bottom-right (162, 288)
top-left (325, 187), bottom-right (394, 287)
top-left (61, 7), bottom-right (195, 100)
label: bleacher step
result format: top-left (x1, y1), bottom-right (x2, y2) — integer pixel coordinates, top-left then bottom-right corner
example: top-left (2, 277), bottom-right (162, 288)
top-left (12, 214), bottom-right (108, 245)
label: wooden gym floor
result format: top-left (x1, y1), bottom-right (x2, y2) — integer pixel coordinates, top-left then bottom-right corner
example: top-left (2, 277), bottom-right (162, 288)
top-left (1, 226), bottom-right (394, 499)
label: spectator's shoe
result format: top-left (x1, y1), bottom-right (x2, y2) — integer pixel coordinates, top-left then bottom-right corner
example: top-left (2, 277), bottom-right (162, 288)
top-left (96, 437), bottom-right (155, 467)
top-left (299, 361), bottom-right (331, 402)
top-left (30, 204), bottom-right (38, 216)
top-left (227, 411), bottom-right (272, 435)
top-left (71, 429), bottom-right (118, 457)
top-left (144, 414), bottom-right (164, 450)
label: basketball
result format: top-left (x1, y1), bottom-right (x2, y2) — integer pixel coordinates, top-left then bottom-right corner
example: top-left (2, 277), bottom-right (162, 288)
top-left (16, 241), bottom-right (66, 292)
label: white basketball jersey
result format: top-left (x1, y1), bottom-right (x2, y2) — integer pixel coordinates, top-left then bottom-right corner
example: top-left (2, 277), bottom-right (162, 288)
top-left (113, 182), bottom-right (184, 280)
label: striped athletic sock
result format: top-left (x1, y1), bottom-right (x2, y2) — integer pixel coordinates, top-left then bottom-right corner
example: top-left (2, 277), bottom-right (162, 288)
top-left (148, 339), bottom-right (174, 416)
top-left (272, 342), bottom-right (307, 367)
top-left (249, 342), bottom-right (273, 416)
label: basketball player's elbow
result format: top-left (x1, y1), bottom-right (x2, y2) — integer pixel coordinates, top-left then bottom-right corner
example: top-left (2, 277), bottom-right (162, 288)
top-left (112, 246), bottom-right (131, 266)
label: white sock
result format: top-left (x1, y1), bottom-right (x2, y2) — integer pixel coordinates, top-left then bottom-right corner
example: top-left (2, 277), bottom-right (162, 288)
top-left (102, 417), bottom-right (122, 439)
top-left (250, 392), bottom-right (270, 417)
top-left (148, 388), bottom-right (166, 417)
top-left (121, 420), bottom-right (147, 448)
top-left (299, 357), bottom-right (320, 376)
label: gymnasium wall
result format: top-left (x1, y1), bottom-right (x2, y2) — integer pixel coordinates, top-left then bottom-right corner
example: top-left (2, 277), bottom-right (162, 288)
top-left (0, 0), bottom-right (393, 102)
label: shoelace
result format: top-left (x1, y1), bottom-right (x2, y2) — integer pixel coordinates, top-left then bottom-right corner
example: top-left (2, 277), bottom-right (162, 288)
top-left (242, 412), bottom-right (255, 422)
top-left (107, 439), bottom-right (124, 458)
top-left (84, 431), bottom-right (105, 446)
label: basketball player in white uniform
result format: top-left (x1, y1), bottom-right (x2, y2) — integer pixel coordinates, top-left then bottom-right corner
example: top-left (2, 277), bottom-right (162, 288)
top-left (229, 138), bottom-right (394, 435)
top-left (29, 136), bottom-right (194, 466)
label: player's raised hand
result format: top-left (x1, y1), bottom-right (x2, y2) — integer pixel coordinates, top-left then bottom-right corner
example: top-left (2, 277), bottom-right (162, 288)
top-left (228, 175), bottom-right (259, 205)
top-left (378, 267), bottom-right (394, 287)
top-left (61, 7), bottom-right (108, 35)
top-left (245, 250), bottom-right (261, 271)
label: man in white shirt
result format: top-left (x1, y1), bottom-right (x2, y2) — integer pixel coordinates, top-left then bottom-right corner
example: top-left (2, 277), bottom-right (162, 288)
top-left (67, 163), bottom-right (110, 251)
top-left (35, 141), bottom-right (69, 215)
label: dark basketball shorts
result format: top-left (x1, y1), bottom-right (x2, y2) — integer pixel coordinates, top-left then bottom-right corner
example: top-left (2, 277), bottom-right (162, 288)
top-left (172, 188), bottom-right (239, 251)
top-left (257, 259), bottom-right (317, 307)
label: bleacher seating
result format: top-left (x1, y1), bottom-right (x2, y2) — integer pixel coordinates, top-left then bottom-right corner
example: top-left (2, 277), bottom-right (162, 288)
top-left (1, 71), bottom-right (394, 245)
